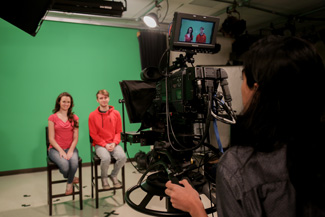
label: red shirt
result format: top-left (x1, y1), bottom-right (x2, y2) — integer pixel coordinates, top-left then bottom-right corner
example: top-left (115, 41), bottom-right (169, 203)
top-left (185, 34), bottom-right (192, 42)
top-left (88, 106), bottom-right (122, 147)
top-left (196, 33), bottom-right (206, 43)
top-left (48, 113), bottom-right (79, 149)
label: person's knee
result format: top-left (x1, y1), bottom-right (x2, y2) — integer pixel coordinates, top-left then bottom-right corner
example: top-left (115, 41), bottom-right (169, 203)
top-left (98, 152), bottom-right (111, 164)
top-left (116, 152), bottom-right (127, 164)
top-left (70, 158), bottom-right (79, 168)
top-left (121, 153), bottom-right (127, 163)
top-left (60, 162), bottom-right (70, 175)
top-left (96, 147), bottom-right (111, 161)
top-left (71, 151), bottom-right (79, 161)
top-left (101, 153), bottom-right (111, 162)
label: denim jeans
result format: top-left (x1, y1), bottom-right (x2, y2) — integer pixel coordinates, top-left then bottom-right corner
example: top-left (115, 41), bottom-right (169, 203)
top-left (95, 145), bottom-right (127, 179)
top-left (48, 148), bottom-right (79, 184)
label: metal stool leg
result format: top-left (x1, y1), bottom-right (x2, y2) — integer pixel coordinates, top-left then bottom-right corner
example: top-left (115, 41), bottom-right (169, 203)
top-left (79, 159), bottom-right (83, 210)
top-left (91, 159), bottom-right (94, 198)
top-left (95, 162), bottom-right (99, 209)
top-left (48, 167), bottom-right (53, 216)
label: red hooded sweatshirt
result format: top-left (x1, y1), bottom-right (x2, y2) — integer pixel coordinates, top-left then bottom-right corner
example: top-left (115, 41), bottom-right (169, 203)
top-left (88, 106), bottom-right (122, 147)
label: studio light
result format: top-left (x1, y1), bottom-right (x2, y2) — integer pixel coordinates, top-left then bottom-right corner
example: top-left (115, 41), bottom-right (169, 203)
top-left (143, 13), bottom-right (159, 28)
top-left (220, 2), bottom-right (246, 38)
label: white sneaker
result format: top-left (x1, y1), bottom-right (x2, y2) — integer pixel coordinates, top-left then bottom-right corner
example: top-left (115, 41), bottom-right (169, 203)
top-left (109, 176), bottom-right (122, 188)
top-left (101, 178), bottom-right (110, 190)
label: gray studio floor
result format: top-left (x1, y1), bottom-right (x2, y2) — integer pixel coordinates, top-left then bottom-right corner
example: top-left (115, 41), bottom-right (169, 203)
top-left (0, 162), bottom-right (217, 217)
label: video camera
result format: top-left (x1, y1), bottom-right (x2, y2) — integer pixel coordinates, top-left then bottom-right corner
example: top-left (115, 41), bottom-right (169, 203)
top-left (120, 12), bottom-right (236, 216)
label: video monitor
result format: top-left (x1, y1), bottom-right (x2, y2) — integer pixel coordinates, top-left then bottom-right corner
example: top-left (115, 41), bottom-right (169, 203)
top-left (169, 12), bottom-right (220, 53)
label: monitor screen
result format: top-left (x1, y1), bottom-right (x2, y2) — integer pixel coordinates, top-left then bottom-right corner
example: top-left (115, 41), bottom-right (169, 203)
top-left (178, 18), bottom-right (215, 44)
top-left (169, 12), bottom-right (220, 53)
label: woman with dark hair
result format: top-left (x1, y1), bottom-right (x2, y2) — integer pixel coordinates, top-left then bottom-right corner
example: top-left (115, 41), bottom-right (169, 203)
top-left (165, 35), bottom-right (325, 217)
top-left (184, 27), bottom-right (193, 42)
top-left (48, 92), bottom-right (80, 195)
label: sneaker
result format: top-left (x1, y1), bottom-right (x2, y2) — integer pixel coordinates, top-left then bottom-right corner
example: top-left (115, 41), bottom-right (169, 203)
top-left (101, 178), bottom-right (110, 190)
top-left (72, 177), bottom-right (79, 184)
top-left (65, 183), bottom-right (73, 195)
top-left (109, 176), bottom-right (122, 188)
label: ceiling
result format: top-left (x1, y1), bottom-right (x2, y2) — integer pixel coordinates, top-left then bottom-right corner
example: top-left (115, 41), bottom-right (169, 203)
top-left (46, 0), bottom-right (325, 38)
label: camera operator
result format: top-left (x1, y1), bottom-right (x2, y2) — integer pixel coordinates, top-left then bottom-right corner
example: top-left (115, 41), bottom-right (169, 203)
top-left (165, 35), bottom-right (325, 217)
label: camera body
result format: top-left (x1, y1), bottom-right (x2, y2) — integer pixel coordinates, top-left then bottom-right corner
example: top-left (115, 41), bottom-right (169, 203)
top-left (147, 66), bottom-right (231, 144)
top-left (140, 64), bottom-right (233, 190)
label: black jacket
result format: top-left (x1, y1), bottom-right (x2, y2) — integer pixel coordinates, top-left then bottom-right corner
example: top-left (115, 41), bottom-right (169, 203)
top-left (215, 145), bottom-right (295, 217)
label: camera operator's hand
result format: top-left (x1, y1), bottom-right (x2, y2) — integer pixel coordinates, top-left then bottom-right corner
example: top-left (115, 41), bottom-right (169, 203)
top-left (165, 179), bottom-right (207, 217)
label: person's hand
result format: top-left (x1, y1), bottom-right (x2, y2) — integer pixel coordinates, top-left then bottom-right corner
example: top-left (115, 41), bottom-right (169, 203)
top-left (66, 149), bottom-right (74, 160)
top-left (165, 179), bottom-right (205, 217)
top-left (59, 150), bottom-right (67, 159)
top-left (105, 143), bottom-right (115, 152)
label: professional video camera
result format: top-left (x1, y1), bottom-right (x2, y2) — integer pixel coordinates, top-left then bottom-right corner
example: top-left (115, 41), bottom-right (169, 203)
top-left (120, 12), bottom-right (236, 216)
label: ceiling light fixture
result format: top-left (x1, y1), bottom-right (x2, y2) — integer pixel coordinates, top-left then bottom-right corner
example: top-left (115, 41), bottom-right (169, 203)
top-left (143, 12), bottom-right (159, 28)
top-left (220, 0), bottom-right (246, 38)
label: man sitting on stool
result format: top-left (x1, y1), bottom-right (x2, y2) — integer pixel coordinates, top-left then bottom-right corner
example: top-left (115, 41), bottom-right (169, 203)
top-left (88, 89), bottom-right (127, 189)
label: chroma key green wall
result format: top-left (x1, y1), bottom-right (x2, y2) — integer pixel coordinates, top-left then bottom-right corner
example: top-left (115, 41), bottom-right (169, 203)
top-left (0, 19), bottom-right (150, 172)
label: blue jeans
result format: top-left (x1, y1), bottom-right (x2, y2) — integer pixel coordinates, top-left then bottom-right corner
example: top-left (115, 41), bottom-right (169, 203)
top-left (48, 148), bottom-right (79, 184)
top-left (95, 145), bottom-right (127, 178)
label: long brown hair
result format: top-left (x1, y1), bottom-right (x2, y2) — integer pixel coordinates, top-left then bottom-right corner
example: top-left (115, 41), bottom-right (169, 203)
top-left (241, 36), bottom-right (325, 215)
top-left (52, 92), bottom-right (79, 128)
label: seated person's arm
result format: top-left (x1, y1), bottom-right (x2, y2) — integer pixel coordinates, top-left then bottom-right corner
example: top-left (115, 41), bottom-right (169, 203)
top-left (112, 114), bottom-right (122, 146)
top-left (88, 116), bottom-right (106, 147)
top-left (48, 120), bottom-right (67, 159)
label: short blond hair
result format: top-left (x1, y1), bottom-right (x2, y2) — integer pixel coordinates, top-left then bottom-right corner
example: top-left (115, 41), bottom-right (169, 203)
top-left (96, 89), bottom-right (109, 98)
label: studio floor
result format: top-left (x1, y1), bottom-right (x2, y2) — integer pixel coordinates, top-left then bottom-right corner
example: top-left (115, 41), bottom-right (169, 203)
top-left (0, 162), bottom-right (217, 217)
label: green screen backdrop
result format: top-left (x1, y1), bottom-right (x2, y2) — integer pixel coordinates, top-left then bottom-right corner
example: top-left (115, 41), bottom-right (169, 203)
top-left (0, 19), bottom-right (150, 172)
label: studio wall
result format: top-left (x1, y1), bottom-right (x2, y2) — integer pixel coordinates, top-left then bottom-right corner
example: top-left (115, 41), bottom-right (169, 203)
top-left (0, 19), bottom-right (150, 172)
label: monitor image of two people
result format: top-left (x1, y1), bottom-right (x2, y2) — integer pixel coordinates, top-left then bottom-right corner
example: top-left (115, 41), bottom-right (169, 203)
top-left (178, 18), bottom-right (214, 44)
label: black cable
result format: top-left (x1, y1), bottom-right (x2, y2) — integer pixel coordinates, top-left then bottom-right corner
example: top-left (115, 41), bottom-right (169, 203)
top-left (123, 0), bottom-right (127, 11)
top-left (168, 92), bottom-right (213, 152)
top-left (125, 148), bottom-right (144, 174)
top-left (160, 0), bottom-right (169, 23)
top-left (158, 48), bottom-right (170, 76)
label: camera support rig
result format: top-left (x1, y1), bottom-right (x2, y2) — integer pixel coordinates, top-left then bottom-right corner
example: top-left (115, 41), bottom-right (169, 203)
top-left (123, 50), bottom-right (236, 216)
top-left (168, 50), bottom-right (196, 71)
